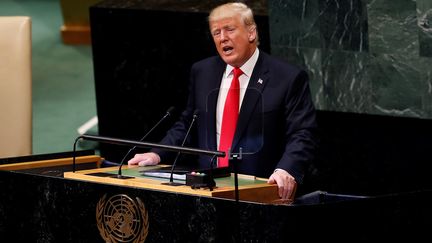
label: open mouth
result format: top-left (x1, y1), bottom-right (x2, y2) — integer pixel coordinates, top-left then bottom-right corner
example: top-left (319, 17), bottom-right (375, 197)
top-left (222, 46), bottom-right (234, 54)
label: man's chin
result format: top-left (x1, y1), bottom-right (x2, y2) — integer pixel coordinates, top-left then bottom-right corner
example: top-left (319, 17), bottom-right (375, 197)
top-left (220, 56), bottom-right (238, 67)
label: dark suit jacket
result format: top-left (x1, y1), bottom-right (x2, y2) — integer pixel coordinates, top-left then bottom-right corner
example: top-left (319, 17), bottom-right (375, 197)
top-left (153, 51), bottom-right (318, 183)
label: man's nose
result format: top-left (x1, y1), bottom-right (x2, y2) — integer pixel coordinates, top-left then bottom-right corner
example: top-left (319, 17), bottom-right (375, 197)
top-left (219, 30), bottom-right (227, 41)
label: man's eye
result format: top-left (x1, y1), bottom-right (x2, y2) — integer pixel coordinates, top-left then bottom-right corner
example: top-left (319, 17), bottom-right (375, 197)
top-left (212, 31), bottom-right (220, 36)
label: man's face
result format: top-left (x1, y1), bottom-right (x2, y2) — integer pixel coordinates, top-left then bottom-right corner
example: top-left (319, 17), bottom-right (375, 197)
top-left (210, 16), bottom-right (256, 67)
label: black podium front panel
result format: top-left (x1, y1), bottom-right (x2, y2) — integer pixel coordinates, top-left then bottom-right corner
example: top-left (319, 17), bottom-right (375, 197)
top-left (0, 154), bottom-right (431, 242)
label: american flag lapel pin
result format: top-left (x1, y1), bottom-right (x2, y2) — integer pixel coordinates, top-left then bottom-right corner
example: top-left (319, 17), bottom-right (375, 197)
top-left (258, 78), bottom-right (263, 84)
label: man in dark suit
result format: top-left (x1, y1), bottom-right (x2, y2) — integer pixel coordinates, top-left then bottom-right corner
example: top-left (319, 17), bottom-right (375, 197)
top-left (129, 2), bottom-right (318, 200)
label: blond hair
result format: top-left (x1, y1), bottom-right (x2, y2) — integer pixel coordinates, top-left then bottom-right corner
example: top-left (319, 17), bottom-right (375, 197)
top-left (208, 2), bottom-right (258, 43)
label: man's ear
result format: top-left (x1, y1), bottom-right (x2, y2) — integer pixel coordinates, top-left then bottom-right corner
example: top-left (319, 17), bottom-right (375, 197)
top-left (248, 26), bottom-right (257, 43)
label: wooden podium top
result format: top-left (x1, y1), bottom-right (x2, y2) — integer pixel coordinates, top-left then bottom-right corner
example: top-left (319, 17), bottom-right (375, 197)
top-left (0, 153), bottom-right (290, 204)
top-left (64, 163), bottom-right (290, 205)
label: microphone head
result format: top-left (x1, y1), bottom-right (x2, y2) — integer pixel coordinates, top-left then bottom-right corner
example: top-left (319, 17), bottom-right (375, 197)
top-left (193, 109), bottom-right (200, 118)
top-left (166, 106), bottom-right (176, 116)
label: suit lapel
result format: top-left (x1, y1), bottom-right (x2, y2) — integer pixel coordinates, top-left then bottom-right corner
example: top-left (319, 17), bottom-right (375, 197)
top-left (232, 53), bottom-right (269, 150)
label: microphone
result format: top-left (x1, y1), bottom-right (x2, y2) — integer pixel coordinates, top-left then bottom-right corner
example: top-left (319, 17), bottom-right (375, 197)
top-left (114, 106), bottom-right (175, 179)
top-left (164, 109), bottom-right (199, 185)
top-left (72, 133), bottom-right (225, 172)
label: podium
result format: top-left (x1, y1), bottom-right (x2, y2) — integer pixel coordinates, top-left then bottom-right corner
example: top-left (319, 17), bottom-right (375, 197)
top-left (1, 151), bottom-right (431, 242)
top-left (64, 162), bottom-right (283, 204)
top-left (0, 152), bottom-right (289, 242)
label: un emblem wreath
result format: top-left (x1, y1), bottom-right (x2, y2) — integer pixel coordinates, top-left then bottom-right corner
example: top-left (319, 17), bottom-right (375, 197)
top-left (96, 194), bottom-right (149, 242)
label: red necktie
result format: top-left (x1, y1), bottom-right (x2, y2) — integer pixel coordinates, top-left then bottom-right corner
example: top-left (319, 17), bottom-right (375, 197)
top-left (218, 67), bottom-right (243, 167)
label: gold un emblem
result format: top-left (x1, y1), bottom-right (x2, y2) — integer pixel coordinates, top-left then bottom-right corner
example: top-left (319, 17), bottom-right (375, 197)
top-left (96, 194), bottom-right (149, 242)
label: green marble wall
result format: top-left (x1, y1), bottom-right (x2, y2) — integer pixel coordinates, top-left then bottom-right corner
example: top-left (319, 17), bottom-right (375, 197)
top-left (268, 0), bottom-right (432, 119)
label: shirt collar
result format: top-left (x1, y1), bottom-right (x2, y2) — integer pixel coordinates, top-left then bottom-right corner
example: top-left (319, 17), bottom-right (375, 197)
top-left (225, 48), bottom-right (259, 78)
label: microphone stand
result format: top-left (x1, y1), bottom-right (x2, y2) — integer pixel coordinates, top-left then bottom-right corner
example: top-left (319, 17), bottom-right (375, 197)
top-left (207, 154), bottom-right (217, 191)
top-left (164, 111), bottom-right (198, 186)
top-left (230, 147), bottom-right (242, 243)
top-left (72, 134), bottom-right (225, 172)
top-left (230, 147), bottom-right (242, 203)
top-left (115, 107), bottom-right (174, 179)
top-left (72, 137), bottom-right (79, 173)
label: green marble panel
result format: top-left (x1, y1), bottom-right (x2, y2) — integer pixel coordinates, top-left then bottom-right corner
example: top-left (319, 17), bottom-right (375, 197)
top-left (320, 50), bottom-right (373, 113)
top-left (367, 0), bottom-right (418, 56)
top-left (318, 0), bottom-right (369, 51)
top-left (269, 0), bottom-right (321, 48)
top-left (417, 0), bottom-right (432, 57)
top-left (369, 54), bottom-right (432, 118)
top-left (271, 45), bottom-right (324, 108)
top-left (269, 0), bottom-right (432, 119)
